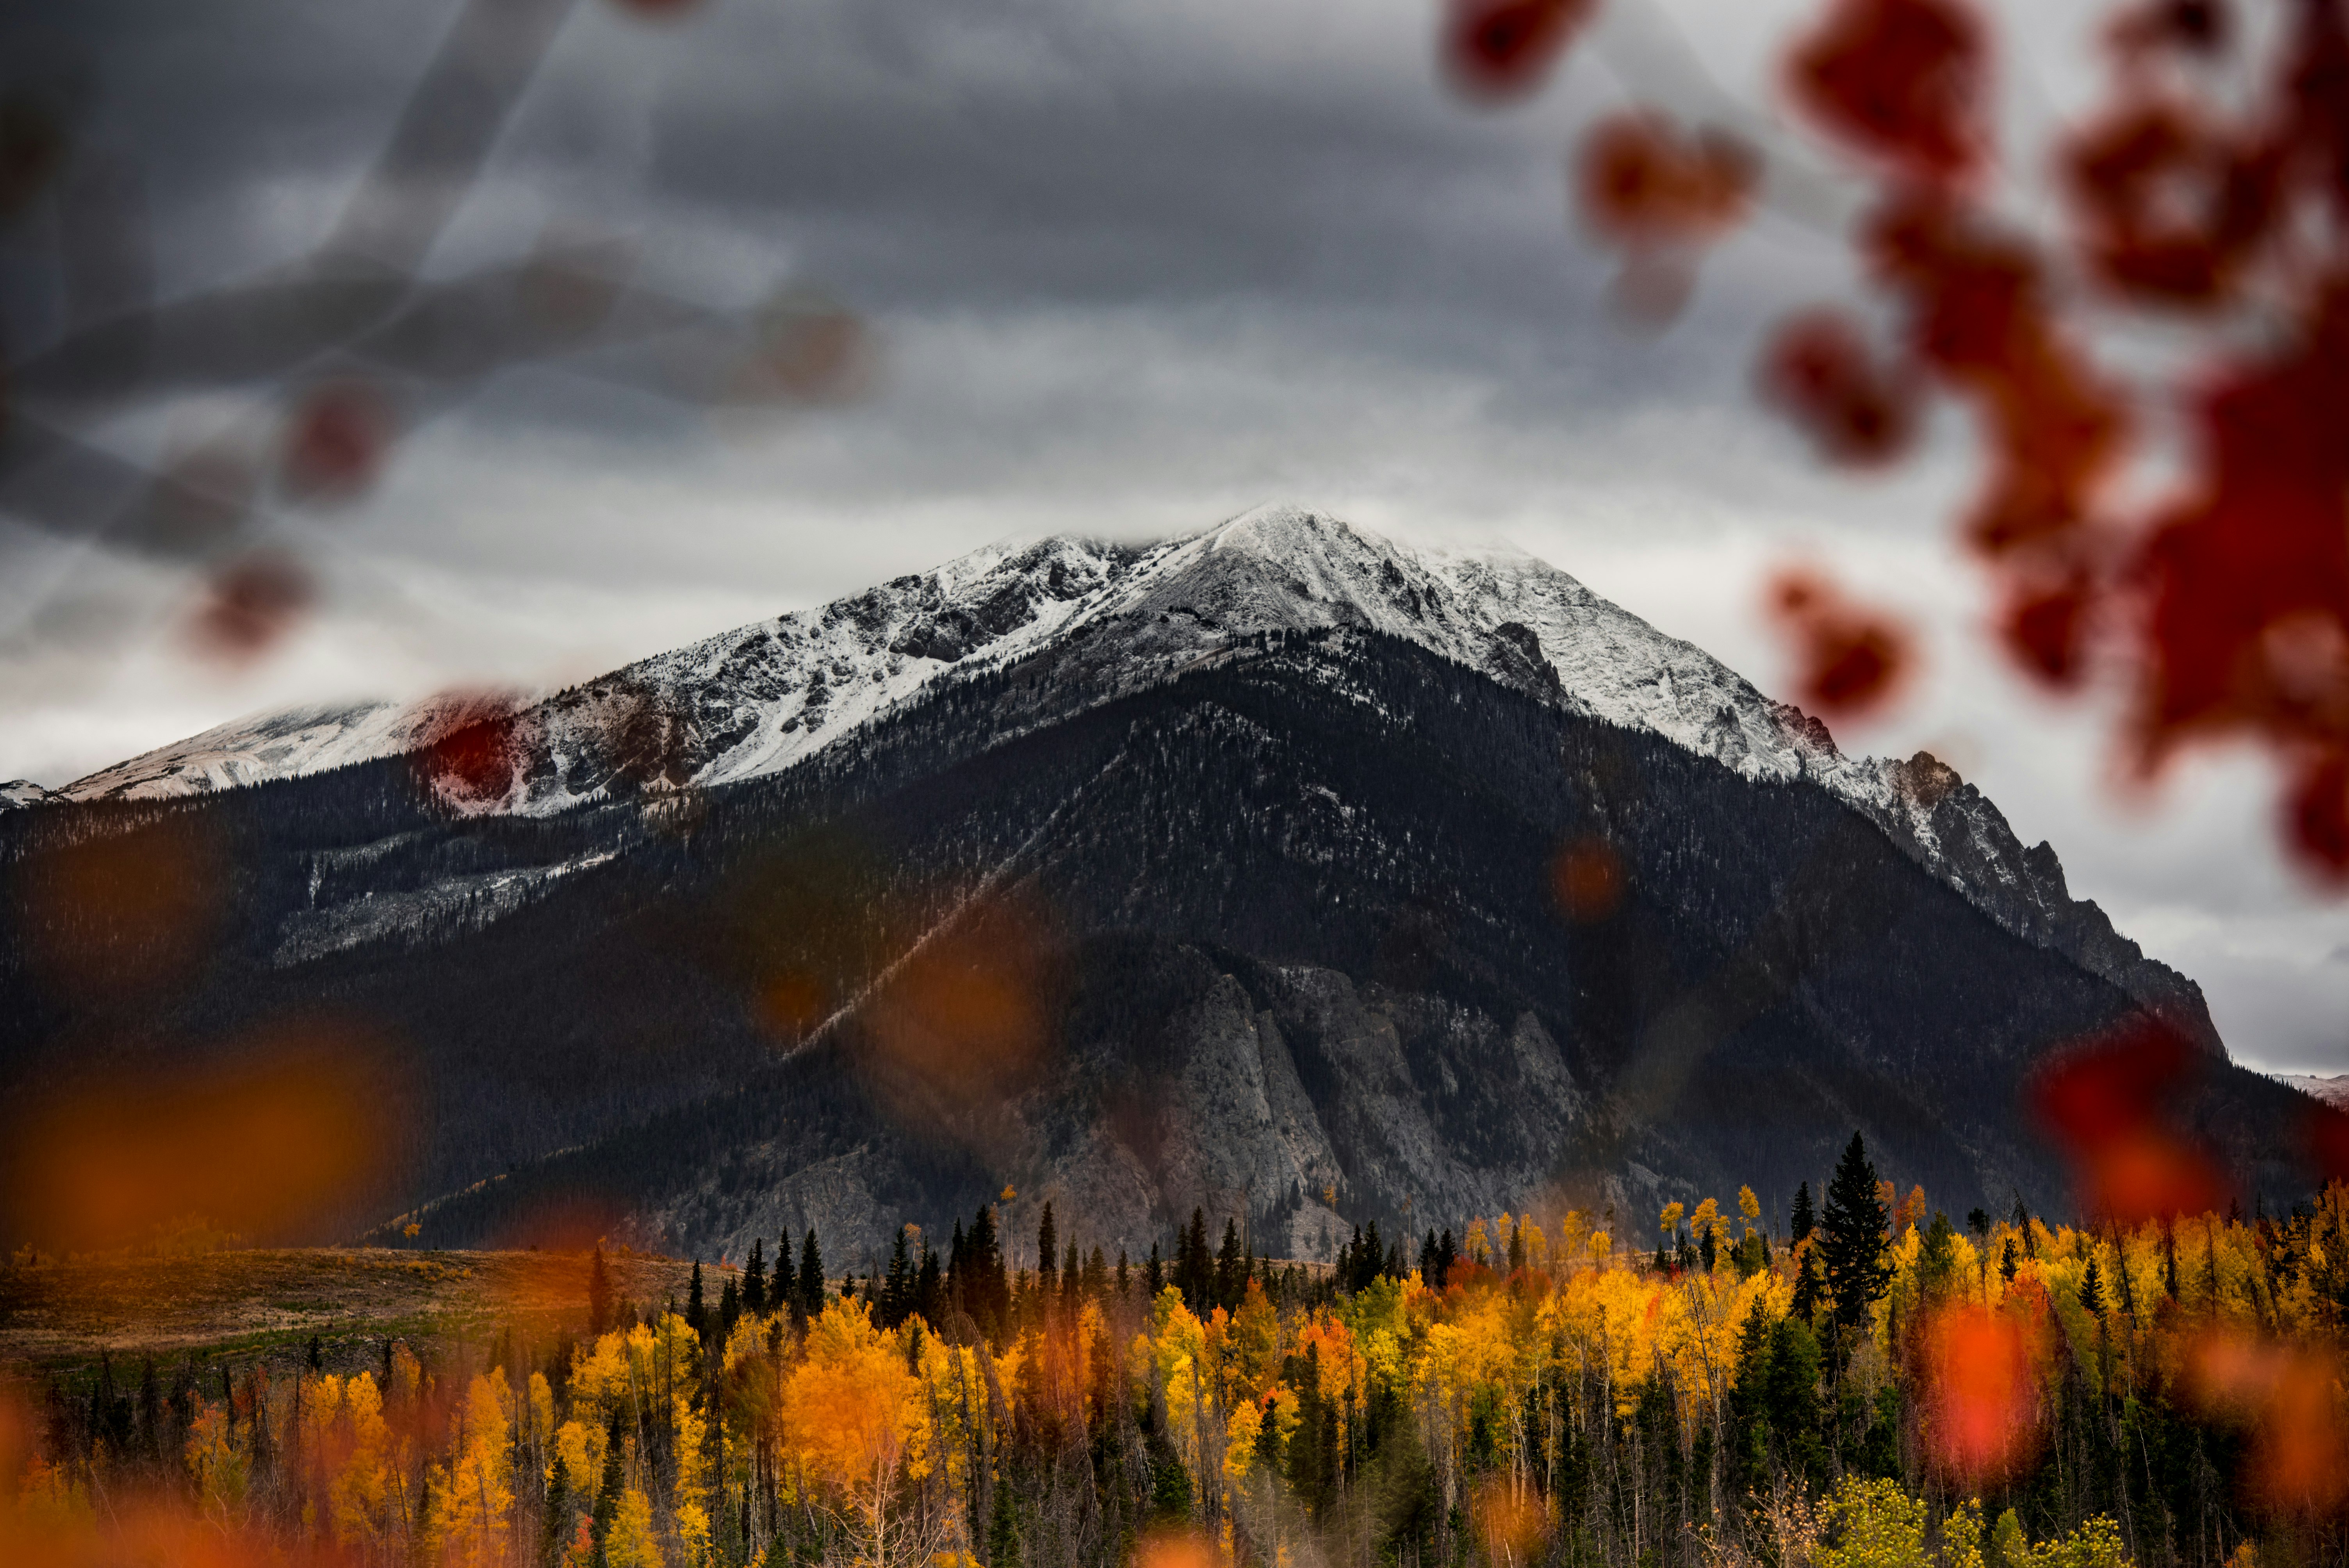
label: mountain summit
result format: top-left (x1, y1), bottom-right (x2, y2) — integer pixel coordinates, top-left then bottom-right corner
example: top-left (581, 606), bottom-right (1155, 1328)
top-left (49, 505), bottom-right (2221, 1054)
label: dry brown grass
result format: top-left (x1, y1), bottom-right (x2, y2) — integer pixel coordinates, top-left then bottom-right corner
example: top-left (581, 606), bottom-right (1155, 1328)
top-left (0, 1247), bottom-right (697, 1379)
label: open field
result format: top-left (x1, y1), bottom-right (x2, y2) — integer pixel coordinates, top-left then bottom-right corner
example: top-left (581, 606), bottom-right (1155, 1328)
top-left (0, 1247), bottom-right (695, 1383)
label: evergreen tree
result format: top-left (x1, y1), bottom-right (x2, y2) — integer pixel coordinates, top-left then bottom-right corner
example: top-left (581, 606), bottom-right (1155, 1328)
top-left (1791, 1181), bottom-right (1815, 1244)
top-left (798, 1228), bottom-right (826, 1320)
top-left (744, 1238), bottom-right (767, 1317)
top-left (305, 1336), bottom-right (323, 1373)
top-left (1820, 1132), bottom-right (1892, 1330)
top-left (1214, 1218), bottom-right (1246, 1310)
top-left (687, 1262), bottom-right (706, 1342)
top-left (1116, 1248), bottom-right (1130, 1297)
top-left (2000, 1237), bottom-right (2019, 1283)
top-left (1791, 1240), bottom-right (1826, 1320)
top-left (543, 1448), bottom-right (572, 1566)
top-left (987, 1472), bottom-right (1023, 1568)
top-left (1036, 1203), bottom-right (1058, 1298)
top-left (590, 1411), bottom-right (624, 1565)
top-left (588, 1246), bottom-right (613, 1336)
top-left (2080, 1255), bottom-right (2108, 1317)
top-left (1145, 1241), bottom-right (1164, 1298)
top-left (718, 1278), bottom-right (741, 1341)
top-left (916, 1242), bottom-right (943, 1327)
top-left (881, 1226), bottom-right (914, 1328)
top-left (1062, 1243), bottom-right (1082, 1310)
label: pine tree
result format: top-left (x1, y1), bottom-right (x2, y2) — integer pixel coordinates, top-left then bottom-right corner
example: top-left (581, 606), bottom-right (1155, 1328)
top-left (1145, 1241), bottom-right (1165, 1298)
top-left (798, 1228), bottom-right (825, 1321)
top-left (687, 1262), bottom-right (706, 1342)
top-left (588, 1246), bottom-right (613, 1337)
top-left (1820, 1132), bottom-right (1893, 1331)
top-left (2000, 1237), bottom-right (2019, 1283)
top-left (744, 1239), bottom-right (767, 1317)
top-left (1036, 1204), bottom-right (1058, 1298)
top-left (1791, 1181), bottom-right (1815, 1244)
top-left (718, 1278), bottom-right (740, 1341)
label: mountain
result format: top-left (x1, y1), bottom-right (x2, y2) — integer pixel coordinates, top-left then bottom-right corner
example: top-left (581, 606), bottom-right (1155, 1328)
top-left (1, 507), bottom-right (2303, 1267)
top-left (43, 506), bottom-right (2221, 1053)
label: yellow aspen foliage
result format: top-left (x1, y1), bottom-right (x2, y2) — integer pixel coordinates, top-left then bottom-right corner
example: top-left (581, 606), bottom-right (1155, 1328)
top-left (676, 1499), bottom-right (715, 1565)
top-left (1519, 1217), bottom-right (1547, 1272)
top-left (607, 1484), bottom-right (661, 1568)
top-left (674, 1391), bottom-right (710, 1511)
top-left (425, 1372), bottom-right (515, 1568)
top-left (553, 1417), bottom-right (607, 1501)
top-left (1659, 1201), bottom-right (1684, 1244)
top-left (1465, 1216), bottom-right (1490, 1266)
top-left (1738, 1185), bottom-right (1763, 1231)
top-left (1229, 1279), bottom-right (1281, 1400)
top-left (185, 1399), bottom-right (250, 1521)
top-left (1223, 1394), bottom-right (1264, 1480)
top-left (781, 1299), bottom-right (934, 1560)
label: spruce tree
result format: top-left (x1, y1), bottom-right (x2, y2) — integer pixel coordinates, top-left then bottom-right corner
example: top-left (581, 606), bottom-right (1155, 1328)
top-left (798, 1228), bottom-right (826, 1320)
top-left (2081, 1256), bottom-right (2108, 1317)
top-left (687, 1262), bottom-right (706, 1342)
top-left (1146, 1241), bottom-right (1165, 1297)
top-left (916, 1242), bottom-right (943, 1327)
top-left (1791, 1245), bottom-right (1826, 1320)
top-left (590, 1411), bottom-right (624, 1564)
top-left (1819, 1132), bottom-right (1891, 1330)
top-left (744, 1239), bottom-right (766, 1317)
top-left (1215, 1218), bottom-right (1246, 1310)
top-left (1036, 1204), bottom-right (1058, 1297)
top-left (1791, 1181), bottom-right (1815, 1244)
top-left (543, 1449), bottom-right (572, 1566)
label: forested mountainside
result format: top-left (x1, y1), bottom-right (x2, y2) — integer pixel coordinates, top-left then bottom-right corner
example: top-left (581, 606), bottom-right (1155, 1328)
top-left (0, 626), bottom-right (2311, 1267)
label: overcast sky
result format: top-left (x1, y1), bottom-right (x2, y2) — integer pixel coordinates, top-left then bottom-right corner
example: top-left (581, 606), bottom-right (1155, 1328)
top-left (3, 0), bottom-right (2343, 1075)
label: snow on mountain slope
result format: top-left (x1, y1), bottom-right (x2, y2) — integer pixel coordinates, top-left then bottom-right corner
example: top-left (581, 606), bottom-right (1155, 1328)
top-left (48, 504), bottom-right (2219, 1051)
top-left (2276, 1074), bottom-right (2349, 1110)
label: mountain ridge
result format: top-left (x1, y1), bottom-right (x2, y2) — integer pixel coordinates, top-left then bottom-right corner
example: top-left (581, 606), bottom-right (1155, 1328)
top-left (30, 505), bottom-right (2224, 1060)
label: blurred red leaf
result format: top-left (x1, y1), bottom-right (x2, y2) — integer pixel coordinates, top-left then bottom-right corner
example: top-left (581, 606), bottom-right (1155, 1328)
top-left (2000, 572), bottom-right (2094, 688)
top-left (2304, 1101), bottom-right (2349, 1185)
top-left (1758, 308), bottom-right (1921, 465)
top-left (1443, 0), bottom-right (1599, 101)
top-left (1788, 0), bottom-right (1989, 184)
top-left (2029, 1017), bottom-right (2232, 1222)
top-left (1766, 567), bottom-right (1916, 719)
top-left (1578, 112), bottom-right (1758, 247)
top-left (1921, 1304), bottom-right (2039, 1483)
top-left (1550, 835), bottom-right (1626, 923)
top-left (2063, 101), bottom-right (2274, 306)
top-left (2030, 1016), bottom-right (2192, 1149)
top-left (2287, 748), bottom-right (2349, 881)
top-left (187, 550), bottom-right (315, 664)
top-left (280, 381), bottom-right (395, 504)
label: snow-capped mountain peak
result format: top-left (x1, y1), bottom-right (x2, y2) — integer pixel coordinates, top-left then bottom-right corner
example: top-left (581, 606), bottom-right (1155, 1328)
top-left (36, 505), bottom-right (2219, 1055)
